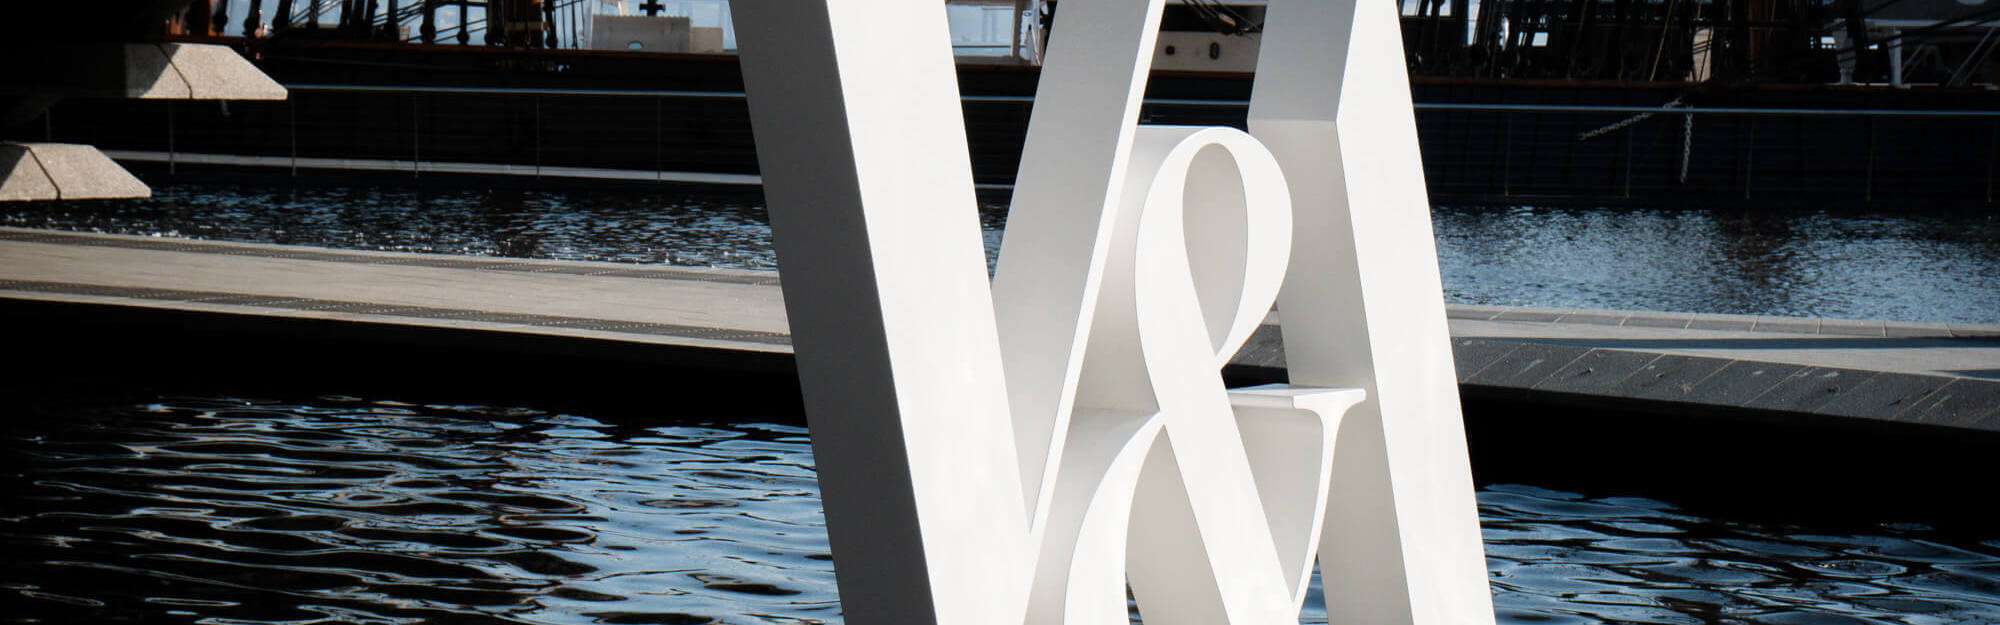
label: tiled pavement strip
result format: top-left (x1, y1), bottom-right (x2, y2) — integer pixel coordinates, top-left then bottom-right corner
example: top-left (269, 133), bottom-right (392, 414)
top-left (4, 227), bottom-right (1997, 429)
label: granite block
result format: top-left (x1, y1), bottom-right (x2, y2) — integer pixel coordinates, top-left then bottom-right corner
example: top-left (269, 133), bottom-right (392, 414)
top-left (123, 42), bottom-right (189, 98)
top-left (1492, 308), bottom-right (1570, 323)
top-left (25, 143), bottom-right (149, 200)
top-left (1558, 310), bottom-right (1631, 326)
top-left (1816, 372), bottom-right (1951, 420)
top-left (1883, 322), bottom-right (1954, 338)
top-left (1465, 343), bottom-right (1590, 388)
top-left (164, 43), bottom-right (288, 100)
top-left (1817, 318), bottom-right (1886, 337)
top-left (1743, 367), bottom-right (1878, 414)
top-left (1229, 324), bottom-right (1288, 369)
top-left (0, 144), bottom-right (57, 202)
top-left (1686, 362), bottom-right (1811, 407)
top-left (1622, 312), bottom-right (1695, 329)
top-left (1949, 324), bottom-right (2000, 339)
top-left (1613, 355), bottom-right (1734, 401)
top-left (1902, 379), bottom-right (2000, 429)
top-left (1447, 305), bottom-right (1507, 320)
top-left (1451, 338), bottom-right (1522, 382)
top-left (1531, 349), bottom-right (1662, 395)
top-left (1751, 317), bottom-right (1821, 334)
top-left (1686, 314), bottom-right (1759, 331)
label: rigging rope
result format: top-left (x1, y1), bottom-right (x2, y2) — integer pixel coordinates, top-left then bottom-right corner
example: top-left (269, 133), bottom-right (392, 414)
top-left (1576, 96), bottom-right (1685, 141)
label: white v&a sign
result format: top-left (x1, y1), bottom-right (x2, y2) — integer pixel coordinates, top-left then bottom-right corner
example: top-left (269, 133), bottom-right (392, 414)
top-left (733, 0), bottom-right (1495, 623)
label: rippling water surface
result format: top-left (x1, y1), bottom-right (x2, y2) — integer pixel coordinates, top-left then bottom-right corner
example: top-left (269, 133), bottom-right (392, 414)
top-left (5, 396), bottom-right (1998, 624)
top-left (4, 184), bottom-right (1995, 324)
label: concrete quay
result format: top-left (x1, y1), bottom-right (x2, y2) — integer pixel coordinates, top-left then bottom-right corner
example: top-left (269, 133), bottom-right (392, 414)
top-left (3, 226), bottom-right (1996, 432)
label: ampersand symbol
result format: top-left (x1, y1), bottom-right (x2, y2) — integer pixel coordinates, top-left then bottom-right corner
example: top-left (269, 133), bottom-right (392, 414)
top-left (1024, 125), bottom-right (1363, 623)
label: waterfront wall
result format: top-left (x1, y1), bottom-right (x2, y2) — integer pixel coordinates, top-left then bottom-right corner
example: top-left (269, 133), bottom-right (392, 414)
top-left (34, 80), bottom-right (2000, 209)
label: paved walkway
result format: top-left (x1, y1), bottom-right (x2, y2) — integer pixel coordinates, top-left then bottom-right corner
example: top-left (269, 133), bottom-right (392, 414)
top-left (4, 227), bottom-right (1996, 429)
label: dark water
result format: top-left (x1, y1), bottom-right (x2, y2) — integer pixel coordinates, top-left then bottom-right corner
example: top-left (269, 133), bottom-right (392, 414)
top-left (4, 184), bottom-right (1996, 325)
top-left (5, 396), bottom-right (1999, 624)
top-left (1431, 206), bottom-right (2000, 326)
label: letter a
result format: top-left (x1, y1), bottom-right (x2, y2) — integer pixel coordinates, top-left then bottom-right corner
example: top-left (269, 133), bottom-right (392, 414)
top-left (1253, 0), bottom-right (1497, 622)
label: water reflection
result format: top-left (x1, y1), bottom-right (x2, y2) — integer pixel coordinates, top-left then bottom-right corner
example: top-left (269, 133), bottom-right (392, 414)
top-left (1, 184), bottom-right (782, 268)
top-left (1478, 484), bottom-right (2000, 624)
top-left (2, 185), bottom-right (1995, 323)
top-left (1430, 205), bottom-right (2000, 324)
top-left (3, 396), bottom-right (1998, 624)
top-left (1, 397), bottom-right (834, 624)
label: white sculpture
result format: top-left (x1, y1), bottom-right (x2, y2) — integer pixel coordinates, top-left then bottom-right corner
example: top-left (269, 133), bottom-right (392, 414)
top-left (734, 0), bottom-right (1493, 623)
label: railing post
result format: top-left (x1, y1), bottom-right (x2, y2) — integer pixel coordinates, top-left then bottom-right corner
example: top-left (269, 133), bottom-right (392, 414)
top-left (1987, 119), bottom-right (1996, 204)
top-left (412, 94), bottom-right (421, 177)
top-left (1502, 112), bottom-right (1512, 197)
top-left (1622, 118), bottom-right (1633, 198)
top-left (654, 96), bottom-right (664, 182)
top-left (534, 95), bottom-right (542, 178)
top-left (167, 103), bottom-right (177, 175)
top-left (1743, 116), bottom-right (1754, 200)
top-left (1865, 116), bottom-right (1876, 202)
